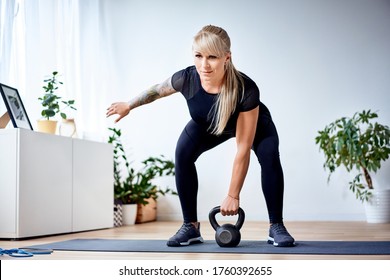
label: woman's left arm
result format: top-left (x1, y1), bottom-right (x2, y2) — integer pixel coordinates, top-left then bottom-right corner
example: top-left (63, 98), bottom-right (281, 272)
top-left (220, 106), bottom-right (259, 216)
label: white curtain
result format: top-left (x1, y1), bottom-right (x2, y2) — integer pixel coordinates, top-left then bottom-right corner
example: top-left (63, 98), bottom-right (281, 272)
top-left (0, 0), bottom-right (16, 84)
top-left (1, 0), bottom-right (117, 141)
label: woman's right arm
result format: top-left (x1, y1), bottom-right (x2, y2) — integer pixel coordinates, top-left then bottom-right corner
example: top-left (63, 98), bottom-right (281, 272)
top-left (106, 76), bottom-right (177, 123)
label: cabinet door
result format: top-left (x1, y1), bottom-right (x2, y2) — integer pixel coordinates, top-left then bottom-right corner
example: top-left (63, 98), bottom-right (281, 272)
top-left (18, 130), bottom-right (73, 237)
top-left (72, 139), bottom-right (113, 231)
top-left (0, 130), bottom-right (18, 238)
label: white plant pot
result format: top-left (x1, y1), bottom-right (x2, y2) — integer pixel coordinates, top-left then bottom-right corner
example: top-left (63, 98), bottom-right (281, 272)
top-left (58, 118), bottom-right (78, 138)
top-left (364, 189), bottom-right (390, 223)
top-left (122, 204), bottom-right (137, 225)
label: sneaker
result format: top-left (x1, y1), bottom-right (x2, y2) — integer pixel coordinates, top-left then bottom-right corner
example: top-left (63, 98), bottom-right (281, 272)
top-left (167, 222), bottom-right (204, 247)
top-left (267, 223), bottom-right (295, 247)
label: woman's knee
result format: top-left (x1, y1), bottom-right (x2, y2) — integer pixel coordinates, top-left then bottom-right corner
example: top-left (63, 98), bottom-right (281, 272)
top-left (254, 136), bottom-right (280, 165)
top-left (175, 129), bottom-right (197, 164)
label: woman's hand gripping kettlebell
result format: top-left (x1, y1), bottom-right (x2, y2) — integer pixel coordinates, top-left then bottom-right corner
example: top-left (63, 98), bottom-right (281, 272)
top-left (220, 194), bottom-right (240, 216)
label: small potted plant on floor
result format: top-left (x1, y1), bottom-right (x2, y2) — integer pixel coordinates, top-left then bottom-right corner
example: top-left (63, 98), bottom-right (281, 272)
top-left (315, 109), bottom-right (390, 222)
top-left (37, 71), bottom-right (76, 134)
top-left (108, 127), bottom-right (176, 225)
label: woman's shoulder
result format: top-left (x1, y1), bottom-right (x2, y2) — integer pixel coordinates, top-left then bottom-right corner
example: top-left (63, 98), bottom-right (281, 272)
top-left (174, 65), bottom-right (197, 76)
top-left (171, 65), bottom-right (199, 97)
top-left (172, 66), bottom-right (197, 83)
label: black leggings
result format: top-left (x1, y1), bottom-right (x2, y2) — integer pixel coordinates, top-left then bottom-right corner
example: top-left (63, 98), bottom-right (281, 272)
top-left (175, 110), bottom-right (284, 224)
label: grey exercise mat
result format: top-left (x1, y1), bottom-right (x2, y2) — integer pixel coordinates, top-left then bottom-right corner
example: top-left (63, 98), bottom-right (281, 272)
top-left (25, 239), bottom-right (390, 255)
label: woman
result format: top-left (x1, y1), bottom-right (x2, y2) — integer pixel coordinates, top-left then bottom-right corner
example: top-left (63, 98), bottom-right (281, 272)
top-left (106, 25), bottom-right (295, 247)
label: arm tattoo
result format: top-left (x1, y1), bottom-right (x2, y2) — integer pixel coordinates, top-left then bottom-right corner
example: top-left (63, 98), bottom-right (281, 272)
top-left (130, 78), bottom-right (176, 108)
top-left (138, 85), bottom-right (160, 105)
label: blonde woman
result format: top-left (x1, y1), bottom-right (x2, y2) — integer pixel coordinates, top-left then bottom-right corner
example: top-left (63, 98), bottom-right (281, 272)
top-left (107, 25), bottom-right (295, 247)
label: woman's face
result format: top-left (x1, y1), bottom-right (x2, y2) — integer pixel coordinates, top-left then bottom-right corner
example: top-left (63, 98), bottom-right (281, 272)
top-left (193, 50), bottom-right (229, 84)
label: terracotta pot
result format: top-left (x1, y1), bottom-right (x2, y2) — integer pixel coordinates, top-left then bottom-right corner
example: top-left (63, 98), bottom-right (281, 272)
top-left (136, 198), bottom-right (157, 224)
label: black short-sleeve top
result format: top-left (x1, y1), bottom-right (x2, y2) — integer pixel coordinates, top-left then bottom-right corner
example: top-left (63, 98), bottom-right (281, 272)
top-left (171, 66), bottom-right (260, 134)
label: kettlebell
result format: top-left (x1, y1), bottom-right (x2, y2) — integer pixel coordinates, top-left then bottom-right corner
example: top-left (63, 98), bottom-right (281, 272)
top-left (208, 206), bottom-right (245, 247)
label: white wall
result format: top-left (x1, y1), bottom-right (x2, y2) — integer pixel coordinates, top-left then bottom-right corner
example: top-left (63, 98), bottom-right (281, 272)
top-left (101, 0), bottom-right (390, 222)
top-left (4, 0), bottom-right (389, 222)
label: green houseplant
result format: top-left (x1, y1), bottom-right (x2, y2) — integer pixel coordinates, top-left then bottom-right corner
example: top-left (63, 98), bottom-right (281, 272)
top-left (315, 110), bottom-right (390, 203)
top-left (108, 127), bottom-right (177, 224)
top-left (37, 71), bottom-right (76, 134)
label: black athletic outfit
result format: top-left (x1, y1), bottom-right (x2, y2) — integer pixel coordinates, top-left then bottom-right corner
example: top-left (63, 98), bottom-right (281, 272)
top-left (171, 66), bottom-right (284, 224)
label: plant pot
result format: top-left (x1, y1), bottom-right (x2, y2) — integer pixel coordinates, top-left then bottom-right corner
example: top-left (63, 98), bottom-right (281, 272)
top-left (364, 189), bottom-right (390, 223)
top-left (122, 204), bottom-right (137, 225)
top-left (37, 120), bottom-right (57, 134)
top-left (59, 118), bottom-right (78, 137)
top-left (136, 198), bottom-right (157, 224)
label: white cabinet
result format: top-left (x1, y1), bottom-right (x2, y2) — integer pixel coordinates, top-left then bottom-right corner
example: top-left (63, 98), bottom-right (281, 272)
top-left (0, 129), bottom-right (113, 239)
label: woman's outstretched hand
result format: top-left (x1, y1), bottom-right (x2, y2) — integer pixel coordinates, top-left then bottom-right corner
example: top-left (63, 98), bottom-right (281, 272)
top-left (106, 102), bottom-right (131, 123)
top-left (220, 195), bottom-right (240, 216)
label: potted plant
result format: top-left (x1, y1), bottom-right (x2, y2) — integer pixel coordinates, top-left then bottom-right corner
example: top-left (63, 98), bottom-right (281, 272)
top-left (37, 71), bottom-right (76, 134)
top-left (132, 156), bottom-right (177, 223)
top-left (108, 127), bottom-right (176, 225)
top-left (315, 109), bottom-right (390, 222)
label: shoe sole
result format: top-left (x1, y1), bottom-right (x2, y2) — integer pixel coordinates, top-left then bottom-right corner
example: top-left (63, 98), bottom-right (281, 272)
top-left (167, 237), bottom-right (204, 247)
top-left (267, 236), bottom-right (295, 247)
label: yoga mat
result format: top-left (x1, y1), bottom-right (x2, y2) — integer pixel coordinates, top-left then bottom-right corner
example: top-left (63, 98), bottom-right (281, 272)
top-left (25, 239), bottom-right (390, 255)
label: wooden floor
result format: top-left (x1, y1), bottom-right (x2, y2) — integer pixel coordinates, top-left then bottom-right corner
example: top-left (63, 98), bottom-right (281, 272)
top-left (1, 221), bottom-right (390, 260)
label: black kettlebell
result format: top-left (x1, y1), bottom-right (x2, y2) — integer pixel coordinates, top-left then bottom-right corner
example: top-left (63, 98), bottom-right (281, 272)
top-left (208, 206), bottom-right (245, 247)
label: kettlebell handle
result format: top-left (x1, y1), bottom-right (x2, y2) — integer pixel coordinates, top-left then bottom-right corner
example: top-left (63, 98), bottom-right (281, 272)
top-left (209, 206), bottom-right (245, 231)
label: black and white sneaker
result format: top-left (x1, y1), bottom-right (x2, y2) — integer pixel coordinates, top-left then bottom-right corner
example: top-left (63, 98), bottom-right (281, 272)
top-left (267, 223), bottom-right (295, 247)
top-left (167, 222), bottom-right (204, 247)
